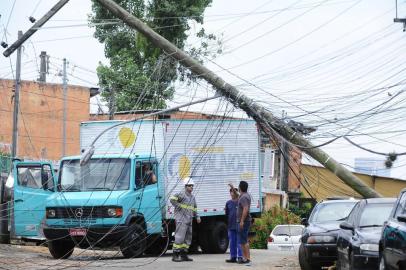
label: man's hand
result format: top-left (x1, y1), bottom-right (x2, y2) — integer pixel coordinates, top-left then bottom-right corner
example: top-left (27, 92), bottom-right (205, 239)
top-left (239, 221), bottom-right (244, 230)
top-left (197, 217), bottom-right (201, 224)
top-left (228, 183), bottom-right (235, 189)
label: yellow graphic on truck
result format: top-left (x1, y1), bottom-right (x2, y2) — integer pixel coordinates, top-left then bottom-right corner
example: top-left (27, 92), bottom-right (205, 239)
top-left (119, 127), bottom-right (136, 148)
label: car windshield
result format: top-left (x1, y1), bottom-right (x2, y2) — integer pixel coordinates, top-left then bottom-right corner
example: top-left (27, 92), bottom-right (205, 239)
top-left (59, 158), bottom-right (130, 191)
top-left (272, 226), bottom-right (303, 236)
top-left (310, 202), bottom-right (356, 223)
top-left (359, 203), bottom-right (394, 227)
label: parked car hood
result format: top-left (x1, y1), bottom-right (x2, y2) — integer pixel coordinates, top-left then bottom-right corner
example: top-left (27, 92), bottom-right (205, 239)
top-left (308, 222), bottom-right (341, 234)
top-left (356, 227), bottom-right (382, 244)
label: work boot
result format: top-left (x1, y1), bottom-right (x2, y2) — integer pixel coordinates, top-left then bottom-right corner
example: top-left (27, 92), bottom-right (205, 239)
top-left (180, 250), bottom-right (193, 261)
top-left (172, 250), bottom-right (182, 262)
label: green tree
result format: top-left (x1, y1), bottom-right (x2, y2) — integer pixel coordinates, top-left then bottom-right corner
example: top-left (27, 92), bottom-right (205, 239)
top-left (90, 0), bottom-right (219, 111)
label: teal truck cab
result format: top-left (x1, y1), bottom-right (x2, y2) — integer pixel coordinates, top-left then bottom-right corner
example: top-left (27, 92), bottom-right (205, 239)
top-left (43, 154), bottom-right (163, 258)
top-left (42, 119), bottom-right (263, 259)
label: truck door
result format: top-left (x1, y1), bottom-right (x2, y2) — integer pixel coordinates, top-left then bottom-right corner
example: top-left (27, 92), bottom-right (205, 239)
top-left (135, 160), bottom-right (162, 234)
top-left (13, 162), bottom-right (55, 238)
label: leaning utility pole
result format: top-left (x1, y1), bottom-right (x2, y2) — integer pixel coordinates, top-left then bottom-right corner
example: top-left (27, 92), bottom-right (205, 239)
top-left (11, 31), bottom-right (23, 159)
top-left (3, 0), bottom-right (70, 57)
top-left (94, 0), bottom-right (381, 198)
top-left (62, 58), bottom-right (67, 157)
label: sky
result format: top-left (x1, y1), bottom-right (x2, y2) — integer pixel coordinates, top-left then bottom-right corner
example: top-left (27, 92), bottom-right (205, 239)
top-left (1, 0), bottom-right (406, 180)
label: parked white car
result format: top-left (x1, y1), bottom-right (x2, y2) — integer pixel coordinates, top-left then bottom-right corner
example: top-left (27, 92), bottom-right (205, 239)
top-left (267, 224), bottom-right (304, 253)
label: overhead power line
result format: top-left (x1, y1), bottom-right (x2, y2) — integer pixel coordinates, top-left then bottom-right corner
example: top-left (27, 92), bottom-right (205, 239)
top-left (93, 0), bottom-right (381, 199)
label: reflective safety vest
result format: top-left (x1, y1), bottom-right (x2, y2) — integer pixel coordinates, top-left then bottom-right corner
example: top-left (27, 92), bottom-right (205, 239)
top-left (170, 190), bottom-right (198, 224)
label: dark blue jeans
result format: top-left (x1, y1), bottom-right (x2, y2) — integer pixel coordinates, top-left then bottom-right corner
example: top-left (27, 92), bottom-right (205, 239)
top-left (228, 229), bottom-right (242, 259)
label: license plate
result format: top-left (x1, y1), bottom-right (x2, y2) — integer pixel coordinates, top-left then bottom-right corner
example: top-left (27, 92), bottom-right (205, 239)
top-left (280, 246), bottom-right (293, 250)
top-left (69, 228), bottom-right (87, 236)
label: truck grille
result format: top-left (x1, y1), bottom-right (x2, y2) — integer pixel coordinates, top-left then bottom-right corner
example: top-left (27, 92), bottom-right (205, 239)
top-left (47, 206), bottom-right (117, 219)
top-left (63, 218), bottom-right (97, 225)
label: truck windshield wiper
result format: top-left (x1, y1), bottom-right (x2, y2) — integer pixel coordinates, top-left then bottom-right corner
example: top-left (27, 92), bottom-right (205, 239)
top-left (63, 186), bottom-right (81, 192)
top-left (87, 187), bottom-right (112, 191)
top-left (359, 224), bottom-right (382, 228)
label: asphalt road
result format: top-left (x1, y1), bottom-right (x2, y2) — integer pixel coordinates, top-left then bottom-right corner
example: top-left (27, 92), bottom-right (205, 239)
top-left (0, 244), bottom-right (300, 270)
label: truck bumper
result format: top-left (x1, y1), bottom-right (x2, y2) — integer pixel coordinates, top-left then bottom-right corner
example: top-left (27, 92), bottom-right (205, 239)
top-left (43, 226), bottom-right (129, 247)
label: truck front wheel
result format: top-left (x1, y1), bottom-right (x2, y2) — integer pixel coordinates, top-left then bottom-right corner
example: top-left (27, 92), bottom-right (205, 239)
top-left (120, 223), bottom-right (146, 258)
top-left (48, 239), bottom-right (75, 259)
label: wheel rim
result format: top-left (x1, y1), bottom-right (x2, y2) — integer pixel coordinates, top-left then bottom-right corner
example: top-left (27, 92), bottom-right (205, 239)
top-left (129, 231), bottom-right (142, 250)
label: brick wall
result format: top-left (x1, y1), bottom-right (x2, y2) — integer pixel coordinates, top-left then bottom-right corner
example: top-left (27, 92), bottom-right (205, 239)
top-left (0, 79), bottom-right (91, 161)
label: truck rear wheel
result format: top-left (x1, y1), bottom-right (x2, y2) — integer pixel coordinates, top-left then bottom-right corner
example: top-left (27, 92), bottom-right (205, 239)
top-left (210, 221), bottom-right (228, 253)
top-left (120, 223), bottom-right (146, 258)
top-left (199, 221), bottom-right (228, 254)
top-left (48, 239), bottom-right (75, 259)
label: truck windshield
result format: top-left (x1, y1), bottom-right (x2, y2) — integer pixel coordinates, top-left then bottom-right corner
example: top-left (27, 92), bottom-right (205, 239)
top-left (59, 158), bottom-right (130, 191)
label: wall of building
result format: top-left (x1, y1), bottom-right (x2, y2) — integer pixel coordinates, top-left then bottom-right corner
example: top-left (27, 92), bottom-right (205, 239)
top-left (288, 147), bottom-right (302, 192)
top-left (0, 79), bottom-right (90, 161)
top-left (263, 193), bottom-right (283, 211)
top-left (300, 164), bottom-right (406, 200)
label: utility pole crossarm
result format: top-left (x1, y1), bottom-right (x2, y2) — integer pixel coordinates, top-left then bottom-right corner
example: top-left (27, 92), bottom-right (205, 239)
top-left (3, 0), bottom-right (70, 57)
top-left (94, 0), bottom-right (381, 198)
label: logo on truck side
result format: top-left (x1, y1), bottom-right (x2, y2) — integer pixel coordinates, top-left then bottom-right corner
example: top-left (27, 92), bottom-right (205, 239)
top-left (168, 152), bottom-right (257, 180)
top-left (75, 208), bottom-right (83, 218)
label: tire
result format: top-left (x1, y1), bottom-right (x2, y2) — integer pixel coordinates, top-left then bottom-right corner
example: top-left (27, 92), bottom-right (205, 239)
top-left (349, 251), bottom-right (355, 270)
top-left (199, 229), bottom-right (211, 253)
top-left (336, 253), bottom-right (342, 270)
top-left (144, 236), bottom-right (168, 256)
top-left (48, 239), bottom-right (75, 259)
top-left (120, 223), bottom-right (146, 258)
top-left (199, 221), bottom-right (229, 254)
top-left (209, 221), bottom-right (229, 254)
top-left (0, 178), bottom-right (10, 244)
top-left (379, 254), bottom-right (386, 270)
top-left (188, 242), bottom-right (199, 254)
top-left (299, 243), bottom-right (321, 270)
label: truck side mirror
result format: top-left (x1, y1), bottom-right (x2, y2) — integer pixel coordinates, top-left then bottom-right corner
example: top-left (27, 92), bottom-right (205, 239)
top-left (397, 215), bottom-right (406, 223)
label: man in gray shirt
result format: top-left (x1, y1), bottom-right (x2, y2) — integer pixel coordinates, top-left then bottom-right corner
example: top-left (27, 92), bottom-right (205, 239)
top-left (236, 180), bottom-right (251, 266)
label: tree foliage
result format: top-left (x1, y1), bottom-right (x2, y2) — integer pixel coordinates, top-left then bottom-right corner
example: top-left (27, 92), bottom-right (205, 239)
top-left (90, 0), bottom-right (219, 111)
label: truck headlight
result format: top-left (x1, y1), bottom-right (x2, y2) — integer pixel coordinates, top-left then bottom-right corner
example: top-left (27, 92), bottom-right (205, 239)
top-left (307, 235), bottom-right (336, 244)
top-left (107, 207), bottom-right (122, 217)
top-left (47, 209), bottom-right (56, 218)
top-left (360, 244), bottom-right (379, 252)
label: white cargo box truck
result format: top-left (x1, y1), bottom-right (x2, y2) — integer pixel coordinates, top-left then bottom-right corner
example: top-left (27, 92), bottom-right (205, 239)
top-left (42, 119), bottom-right (262, 258)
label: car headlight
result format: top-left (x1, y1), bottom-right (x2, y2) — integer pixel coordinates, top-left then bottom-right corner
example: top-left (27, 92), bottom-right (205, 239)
top-left (360, 244), bottom-right (379, 252)
top-left (107, 207), bottom-right (123, 217)
top-left (46, 209), bottom-right (56, 218)
top-left (307, 235), bottom-right (336, 244)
